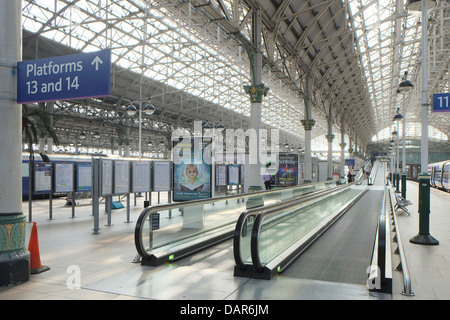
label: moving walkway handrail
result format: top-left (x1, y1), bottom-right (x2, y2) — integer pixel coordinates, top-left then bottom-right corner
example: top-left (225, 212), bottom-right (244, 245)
top-left (135, 180), bottom-right (337, 262)
top-left (377, 186), bottom-right (387, 286)
top-left (232, 183), bottom-right (350, 271)
top-left (368, 160), bottom-right (379, 185)
top-left (388, 187), bottom-right (414, 296)
top-left (250, 183), bottom-right (361, 273)
top-left (233, 180), bottom-right (364, 274)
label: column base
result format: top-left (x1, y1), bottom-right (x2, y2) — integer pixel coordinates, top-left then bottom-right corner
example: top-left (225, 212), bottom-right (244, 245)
top-left (410, 233), bottom-right (439, 246)
top-left (0, 214), bottom-right (30, 286)
top-left (0, 249), bottom-right (30, 286)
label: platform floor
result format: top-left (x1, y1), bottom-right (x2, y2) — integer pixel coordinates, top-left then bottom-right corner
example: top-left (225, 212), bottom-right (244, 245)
top-left (0, 181), bottom-right (449, 300)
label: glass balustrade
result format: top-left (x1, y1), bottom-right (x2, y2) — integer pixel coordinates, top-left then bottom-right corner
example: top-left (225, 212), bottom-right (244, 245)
top-left (135, 180), bottom-right (337, 265)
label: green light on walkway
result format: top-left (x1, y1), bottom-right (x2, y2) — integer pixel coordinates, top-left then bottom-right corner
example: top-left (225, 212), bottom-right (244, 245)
top-left (169, 254), bottom-right (174, 261)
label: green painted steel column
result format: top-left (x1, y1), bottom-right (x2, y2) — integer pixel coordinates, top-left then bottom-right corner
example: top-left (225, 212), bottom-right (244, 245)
top-left (401, 173), bottom-right (407, 199)
top-left (395, 173), bottom-right (400, 193)
top-left (410, 173), bottom-right (439, 245)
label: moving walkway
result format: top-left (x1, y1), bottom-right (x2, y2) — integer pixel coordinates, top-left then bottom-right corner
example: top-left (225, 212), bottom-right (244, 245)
top-left (135, 162), bottom-right (392, 293)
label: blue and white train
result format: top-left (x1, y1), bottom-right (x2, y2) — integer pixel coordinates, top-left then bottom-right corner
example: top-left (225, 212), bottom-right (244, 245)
top-left (428, 160), bottom-right (450, 192)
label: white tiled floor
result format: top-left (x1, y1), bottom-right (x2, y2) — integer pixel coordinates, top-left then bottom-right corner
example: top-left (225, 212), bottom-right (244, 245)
top-left (0, 181), bottom-right (449, 300)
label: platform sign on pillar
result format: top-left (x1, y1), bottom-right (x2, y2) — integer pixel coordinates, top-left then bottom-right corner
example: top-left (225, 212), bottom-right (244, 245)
top-left (432, 93), bottom-right (450, 113)
top-left (17, 49), bottom-right (111, 104)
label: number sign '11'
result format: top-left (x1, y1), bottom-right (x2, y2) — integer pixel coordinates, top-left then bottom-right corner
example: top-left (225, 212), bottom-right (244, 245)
top-left (433, 93), bottom-right (450, 113)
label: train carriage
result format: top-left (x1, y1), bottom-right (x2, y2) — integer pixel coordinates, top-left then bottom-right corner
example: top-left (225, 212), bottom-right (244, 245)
top-left (428, 161), bottom-right (450, 192)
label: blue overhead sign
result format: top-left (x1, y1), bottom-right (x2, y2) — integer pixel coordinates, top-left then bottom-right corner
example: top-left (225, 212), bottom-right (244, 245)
top-left (432, 93), bottom-right (450, 113)
top-left (345, 159), bottom-right (355, 167)
top-left (17, 49), bottom-right (111, 104)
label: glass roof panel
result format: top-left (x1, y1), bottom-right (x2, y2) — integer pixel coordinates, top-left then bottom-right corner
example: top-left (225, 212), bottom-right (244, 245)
top-left (22, 0), bottom-right (313, 142)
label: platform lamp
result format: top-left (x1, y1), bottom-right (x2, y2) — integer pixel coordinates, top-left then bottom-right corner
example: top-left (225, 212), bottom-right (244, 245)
top-left (393, 110), bottom-right (403, 193)
top-left (141, 100), bottom-right (155, 158)
top-left (284, 140), bottom-right (289, 151)
top-left (126, 100), bottom-right (156, 159)
top-left (126, 104), bottom-right (137, 116)
top-left (406, 0), bottom-right (439, 245)
top-left (398, 72), bottom-right (414, 199)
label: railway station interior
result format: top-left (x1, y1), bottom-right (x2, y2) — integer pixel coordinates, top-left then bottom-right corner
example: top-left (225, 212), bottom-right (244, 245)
top-left (1, 0), bottom-right (450, 305)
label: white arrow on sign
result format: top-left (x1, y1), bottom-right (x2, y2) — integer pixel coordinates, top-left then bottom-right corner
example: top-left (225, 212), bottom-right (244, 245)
top-left (91, 56), bottom-right (103, 71)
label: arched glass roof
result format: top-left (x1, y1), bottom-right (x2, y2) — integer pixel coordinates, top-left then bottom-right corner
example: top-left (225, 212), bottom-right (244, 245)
top-left (371, 122), bottom-right (449, 142)
top-left (21, 0), bottom-right (312, 150)
top-left (20, 0), bottom-right (450, 155)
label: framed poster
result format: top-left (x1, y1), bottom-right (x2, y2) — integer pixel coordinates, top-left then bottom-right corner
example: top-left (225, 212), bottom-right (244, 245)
top-left (114, 160), bottom-right (130, 194)
top-left (153, 161), bottom-right (171, 192)
top-left (101, 159), bottom-right (113, 196)
top-left (54, 163), bottom-right (74, 193)
top-left (132, 161), bottom-right (151, 193)
top-left (277, 153), bottom-right (298, 187)
top-left (172, 137), bottom-right (212, 201)
top-left (76, 162), bottom-right (92, 192)
top-left (34, 163), bottom-right (52, 194)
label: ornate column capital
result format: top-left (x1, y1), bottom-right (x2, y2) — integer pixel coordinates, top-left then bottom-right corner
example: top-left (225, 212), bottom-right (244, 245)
top-left (243, 83), bottom-right (269, 103)
top-left (325, 134), bottom-right (335, 142)
top-left (301, 119), bottom-right (316, 131)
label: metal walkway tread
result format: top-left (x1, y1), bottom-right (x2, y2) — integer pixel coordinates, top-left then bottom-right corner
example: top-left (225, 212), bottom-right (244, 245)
top-left (281, 189), bottom-right (383, 285)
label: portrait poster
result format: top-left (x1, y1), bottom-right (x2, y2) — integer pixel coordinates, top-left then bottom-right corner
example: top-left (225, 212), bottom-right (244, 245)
top-left (277, 153), bottom-right (298, 187)
top-left (172, 137), bottom-right (212, 201)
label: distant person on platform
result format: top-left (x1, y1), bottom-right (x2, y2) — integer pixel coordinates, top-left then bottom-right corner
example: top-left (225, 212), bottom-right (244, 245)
top-left (347, 171), bottom-right (353, 183)
top-left (263, 173), bottom-right (272, 190)
top-left (263, 162), bottom-right (274, 190)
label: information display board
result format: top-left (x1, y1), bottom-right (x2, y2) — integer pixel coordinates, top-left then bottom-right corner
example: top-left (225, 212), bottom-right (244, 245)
top-left (101, 159), bottom-right (113, 196)
top-left (54, 163), bottom-right (74, 193)
top-left (34, 163), bottom-right (52, 194)
top-left (114, 160), bottom-right (130, 194)
top-left (153, 161), bottom-right (171, 192)
top-left (172, 137), bottom-right (212, 201)
top-left (216, 165), bottom-right (228, 186)
top-left (76, 162), bottom-right (92, 192)
top-left (228, 165), bottom-right (240, 185)
top-left (132, 161), bottom-right (151, 193)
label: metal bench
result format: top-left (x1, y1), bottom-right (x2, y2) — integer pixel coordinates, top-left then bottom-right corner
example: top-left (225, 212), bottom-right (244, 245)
top-left (394, 192), bottom-right (412, 216)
